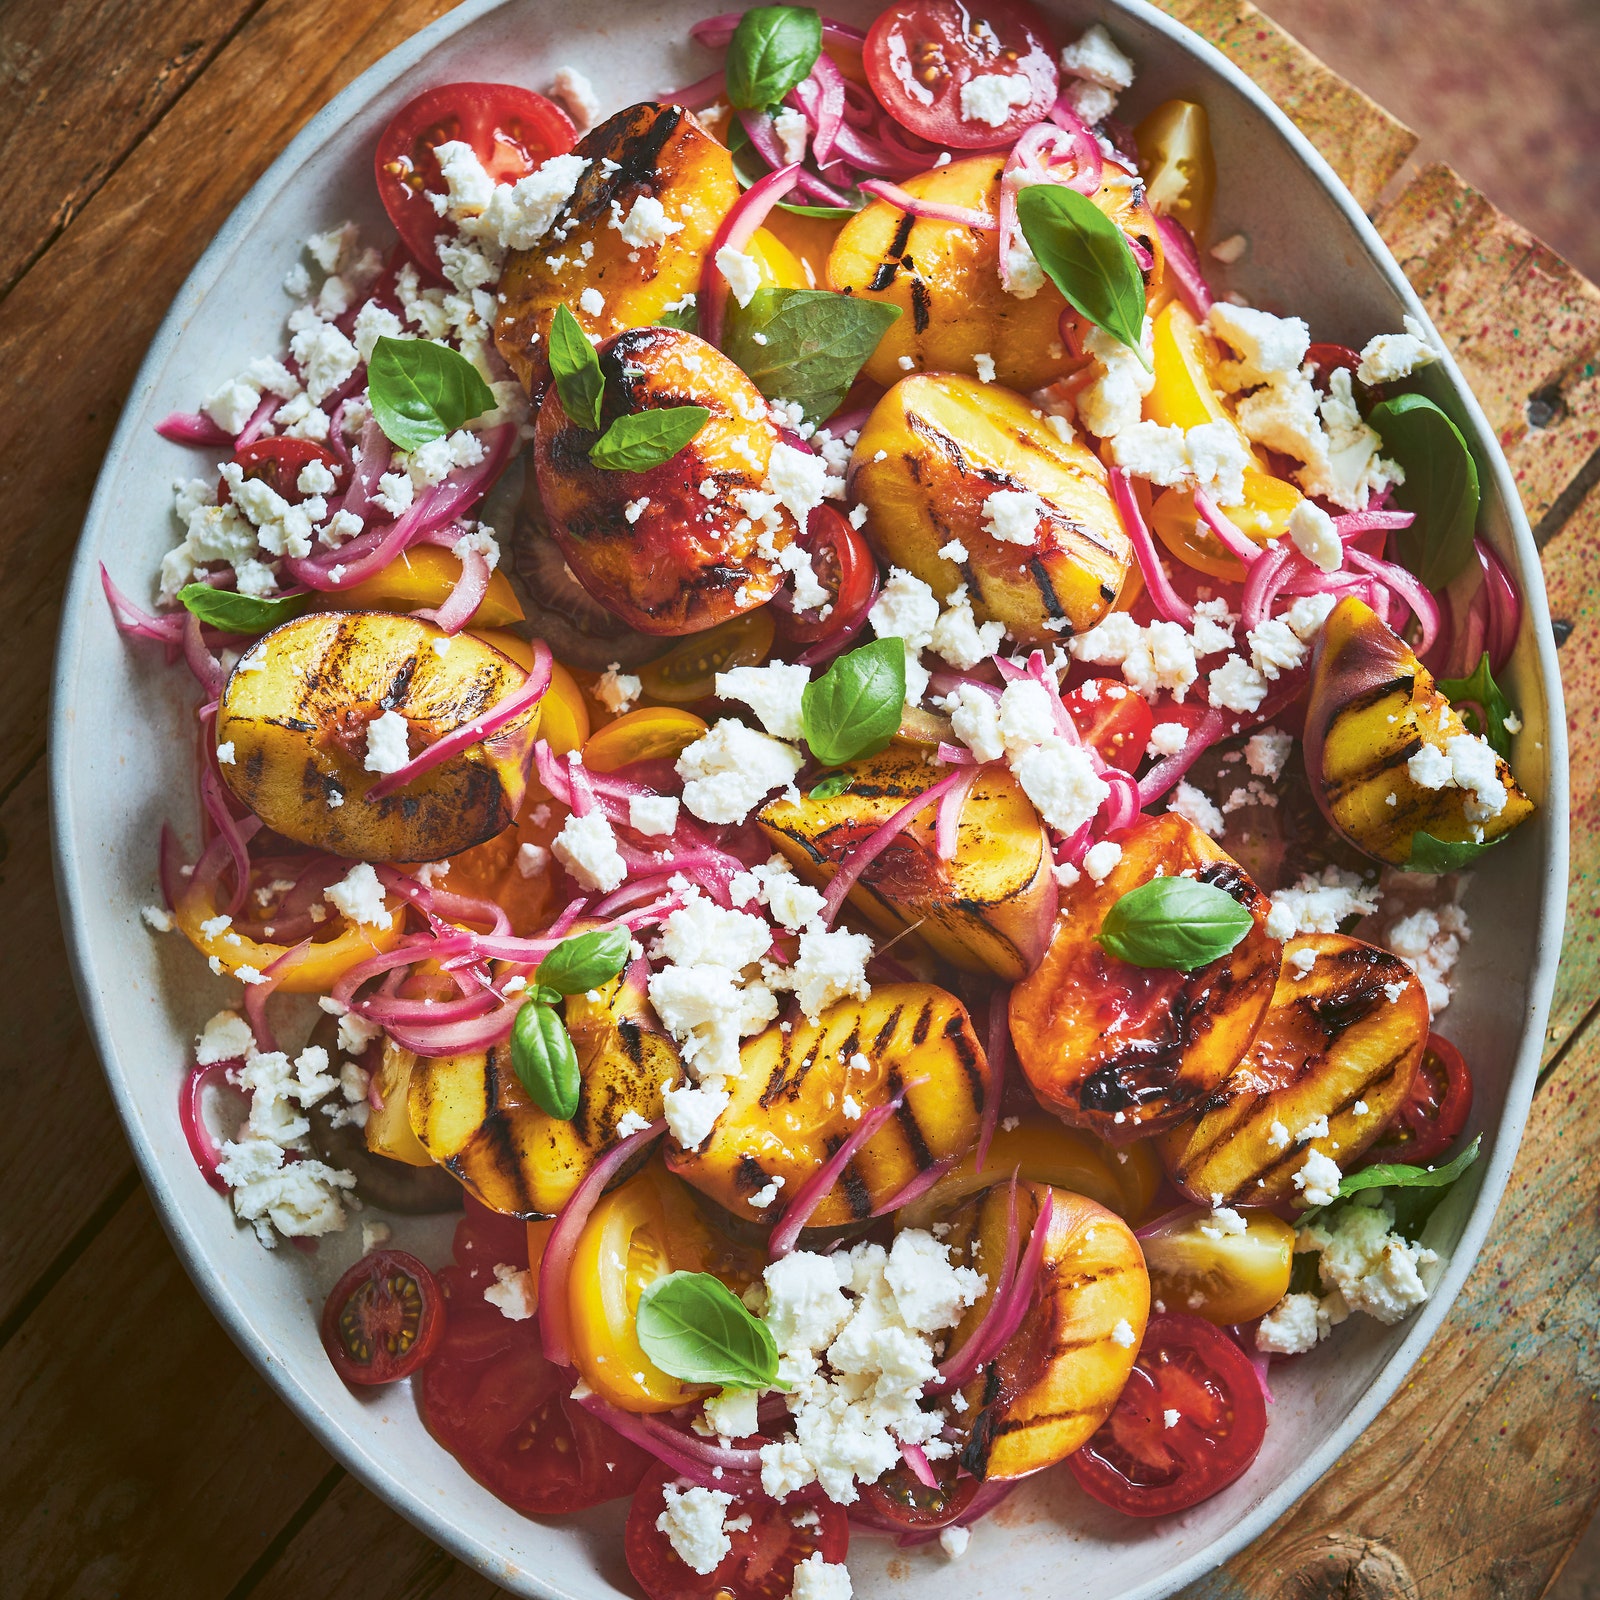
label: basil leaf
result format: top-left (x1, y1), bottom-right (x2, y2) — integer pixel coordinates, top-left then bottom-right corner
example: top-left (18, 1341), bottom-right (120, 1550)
top-left (801, 636), bottom-right (906, 767)
top-left (1438, 652), bottom-right (1516, 761)
top-left (179, 585), bottom-right (305, 635)
top-left (656, 299), bottom-right (700, 333)
top-left (537, 927), bottom-right (632, 995)
top-left (1369, 393), bottom-right (1481, 589)
top-left (367, 336), bottom-right (495, 451)
top-left (533, 984), bottom-right (565, 1007)
top-left (808, 773), bottom-right (853, 799)
top-left (1404, 830), bottom-right (1504, 874)
top-left (636, 1271), bottom-right (783, 1390)
top-left (510, 1000), bottom-right (581, 1120)
top-left (1336, 1135), bottom-right (1481, 1200)
top-left (723, 288), bottom-right (902, 425)
top-left (590, 406), bottom-right (711, 472)
top-left (1016, 185), bottom-right (1148, 363)
top-left (725, 5), bottom-right (822, 112)
top-left (1097, 876), bottom-right (1254, 971)
top-left (548, 303), bottom-right (605, 432)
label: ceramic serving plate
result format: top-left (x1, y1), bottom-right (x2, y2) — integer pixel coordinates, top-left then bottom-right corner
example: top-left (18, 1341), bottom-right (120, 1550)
top-left (51, 0), bottom-right (1570, 1594)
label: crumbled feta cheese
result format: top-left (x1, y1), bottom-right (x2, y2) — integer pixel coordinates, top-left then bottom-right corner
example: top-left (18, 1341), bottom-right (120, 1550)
top-left (973, 351), bottom-right (997, 383)
top-left (1011, 737), bottom-right (1110, 836)
top-left (1386, 903), bottom-right (1468, 1017)
top-left (1111, 1318), bottom-right (1137, 1348)
top-left (196, 1009), bottom-right (255, 1066)
top-left (939, 1525), bottom-right (971, 1559)
top-left (982, 488), bottom-right (1045, 545)
top-left (1245, 727), bottom-right (1293, 781)
top-left (1167, 779), bottom-right (1224, 836)
top-left (142, 904), bottom-right (175, 933)
top-left (1147, 721), bottom-right (1189, 758)
top-left (484, 1262), bottom-right (537, 1321)
top-left (717, 662), bottom-right (810, 740)
top-left (704, 1387), bottom-right (761, 1440)
top-left (1247, 617), bottom-right (1308, 681)
top-left (552, 809), bottom-right (627, 892)
top-left (1110, 420), bottom-right (1191, 486)
top-left (1207, 654), bottom-right (1269, 714)
top-left (628, 795), bottom-right (680, 836)
top-left (324, 862), bottom-right (393, 930)
top-left (1078, 319), bottom-right (1154, 439)
top-left (938, 538), bottom-right (969, 563)
top-left (929, 591), bottom-right (1005, 671)
top-left (1062, 78), bottom-right (1118, 125)
top-left (773, 106), bottom-right (811, 167)
top-left (1267, 1119), bottom-right (1291, 1151)
top-left (716, 246), bottom-right (763, 308)
top-left (1407, 743), bottom-right (1454, 790)
top-left (789, 926), bottom-right (874, 1022)
top-left (1287, 499), bottom-right (1342, 573)
top-left (594, 662), bottom-right (642, 715)
top-left (662, 1081), bottom-right (732, 1151)
top-left (656, 1483), bottom-right (735, 1575)
top-left (1082, 840), bottom-right (1123, 883)
top-left (959, 72), bottom-right (1032, 126)
top-left (677, 719), bottom-right (805, 825)
top-left (1255, 1291), bottom-right (1332, 1354)
top-left (481, 153), bottom-right (590, 250)
top-left (549, 65), bottom-right (601, 132)
top-left (1060, 23), bottom-right (1136, 89)
top-left (949, 683), bottom-right (1004, 764)
top-left (1290, 946), bottom-right (1318, 976)
top-left (516, 842), bottom-right (551, 878)
top-left (1210, 233), bottom-right (1248, 265)
top-left (1299, 1200), bottom-right (1437, 1323)
top-left (748, 1177), bottom-right (786, 1210)
top-left (1207, 303), bottom-right (1310, 388)
top-left (1357, 316), bottom-right (1437, 386)
top-left (362, 710), bottom-right (411, 775)
top-left (791, 1553), bottom-right (854, 1600)
top-left (1267, 866), bottom-right (1380, 938)
top-left (1293, 1148), bottom-right (1342, 1207)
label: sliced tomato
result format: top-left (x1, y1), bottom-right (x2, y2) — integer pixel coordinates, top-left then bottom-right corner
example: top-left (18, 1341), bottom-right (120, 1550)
top-left (418, 1264), bottom-right (652, 1515)
top-left (320, 1249), bottom-right (444, 1385)
top-left (771, 506), bottom-right (877, 646)
top-left (1067, 1313), bottom-right (1266, 1516)
top-left (583, 707), bottom-right (709, 772)
top-left (1065, 678), bottom-right (1155, 773)
top-left (638, 609), bottom-right (775, 704)
top-left (625, 1463), bottom-right (849, 1600)
top-left (374, 83), bottom-right (577, 279)
top-left (219, 438), bottom-right (342, 506)
top-left (857, 1453), bottom-right (979, 1532)
top-left (452, 1192), bottom-right (533, 1293)
top-left (1368, 1033), bottom-right (1472, 1167)
top-left (864, 0), bottom-right (1059, 151)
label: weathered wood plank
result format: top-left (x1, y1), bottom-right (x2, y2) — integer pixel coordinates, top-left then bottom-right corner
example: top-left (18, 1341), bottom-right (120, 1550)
top-left (0, 1187), bottom-right (336, 1600)
top-left (0, 0), bottom-right (262, 297)
top-left (1375, 164), bottom-right (1600, 531)
top-left (1182, 872), bottom-right (1600, 1600)
top-left (0, 759), bottom-right (134, 1325)
top-left (1156, 0), bottom-right (1418, 210)
top-left (0, 0), bottom-right (455, 798)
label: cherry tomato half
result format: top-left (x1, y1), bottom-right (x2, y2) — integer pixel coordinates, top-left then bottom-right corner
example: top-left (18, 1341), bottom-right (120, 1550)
top-left (220, 438), bottom-right (342, 506)
top-left (771, 506), bottom-right (877, 645)
top-left (1065, 678), bottom-right (1155, 773)
top-left (638, 609), bottom-right (774, 703)
top-left (864, 0), bottom-right (1059, 151)
top-left (857, 1453), bottom-right (979, 1532)
top-left (1068, 1313), bottom-right (1267, 1516)
top-left (625, 1462), bottom-right (850, 1600)
top-left (1368, 1033), bottom-right (1473, 1167)
top-left (418, 1263), bottom-right (652, 1514)
top-left (374, 83), bottom-right (576, 279)
top-left (583, 707), bottom-right (709, 773)
top-left (320, 1249), bottom-right (444, 1385)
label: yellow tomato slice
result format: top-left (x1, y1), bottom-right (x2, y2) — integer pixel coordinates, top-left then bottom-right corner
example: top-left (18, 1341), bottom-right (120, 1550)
top-left (747, 227), bottom-right (810, 291)
top-left (1134, 100), bottom-right (1216, 242)
top-left (895, 1117), bottom-right (1161, 1230)
top-left (637, 609), bottom-right (775, 704)
top-left (1147, 300), bottom-right (1233, 433)
top-left (337, 545), bottom-right (525, 627)
top-left (759, 209), bottom-right (844, 289)
top-left (468, 632), bottom-right (590, 756)
top-left (1149, 469), bottom-right (1304, 581)
top-left (583, 707), bottom-right (709, 773)
top-left (1140, 1208), bottom-right (1295, 1325)
top-left (568, 1164), bottom-right (762, 1413)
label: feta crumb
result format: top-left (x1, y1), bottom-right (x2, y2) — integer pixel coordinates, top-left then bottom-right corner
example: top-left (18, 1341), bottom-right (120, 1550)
top-left (973, 351), bottom-right (997, 383)
top-left (196, 1009), bottom-right (256, 1065)
top-left (662, 1082), bottom-right (732, 1151)
top-left (982, 488), bottom-right (1045, 545)
top-left (142, 904), bottom-right (175, 933)
top-left (716, 662), bottom-right (810, 741)
top-left (938, 538), bottom-right (969, 562)
top-left (1293, 1148), bottom-right (1342, 1207)
top-left (1210, 233), bottom-right (1248, 264)
top-left (1357, 316), bottom-right (1437, 386)
top-left (1245, 727), bottom-right (1293, 781)
top-left (1207, 654), bottom-right (1269, 714)
top-left (594, 662), bottom-right (642, 715)
top-left (1287, 499), bottom-right (1342, 573)
top-left (1082, 840), bottom-right (1123, 883)
top-left (1167, 780), bottom-right (1223, 836)
top-left (656, 1483), bottom-right (735, 1575)
top-left (1111, 1318), bottom-right (1137, 1348)
top-left (1255, 1291), bottom-right (1331, 1354)
top-left (1147, 721), bottom-right (1189, 758)
top-left (628, 795), bottom-right (680, 837)
top-left (1299, 1199), bottom-right (1437, 1323)
top-left (516, 842), bottom-right (551, 878)
top-left (677, 719), bottom-right (804, 825)
top-left (940, 1525), bottom-right (971, 1559)
top-left (549, 66), bottom-right (602, 132)
top-left (552, 809), bottom-right (627, 892)
top-left (1060, 23), bottom-right (1136, 89)
top-left (790, 1552), bottom-right (853, 1600)
top-left (362, 710), bottom-right (411, 774)
top-left (484, 1262), bottom-right (537, 1321)
top-left (716, 246), bottom-right (763, 309)
top-left (959, 73), bottom-right (1032, 127)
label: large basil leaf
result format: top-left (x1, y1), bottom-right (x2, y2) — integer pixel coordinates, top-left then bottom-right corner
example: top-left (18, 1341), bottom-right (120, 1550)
top-left (636, 1271), bottom-right (783, 1389)
top-left (1369, 392), bottom-right (1481, 589)
top-left (801, 636), bottom-right (906, 766)
top-left (179, 585), bottom-right (306, 635)
top-left (1404, 830), bottom-right (1504, 874)
top-left (1016, 184), bottom-right (1147, 362)
top-left (548, 303), bottom-right (605, 432)
top-left (367, 336), bottom-right (495, 451)
top-left (725, 6), bottom-right (822, 111)
top-left (1097, 876), bottom-right (1254, 971)
top-left (589, 406), bottom-right (710, 471)
top-left (510, 999), bottom-right (582, 1121)
top-left (537, 927), bottom-right (631, 995)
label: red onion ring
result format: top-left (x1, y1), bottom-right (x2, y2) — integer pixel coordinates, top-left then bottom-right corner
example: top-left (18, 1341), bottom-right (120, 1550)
top-left (383, 997), bottom-right (524, 1056)
top-left (899, 1442), bottom-right (938, 1489)
top-left (856, 179), bottom-right (996, 230)
top-left (872, 1154), bottom-right (959, 1217)
top-left (233, 393), bottom-right (280, 448)
top-left (242, 937), bottom-right (313, 1054)
top-left (935, 769), bottom-right (978, 859)
top-left (198, 761), bottom-right (254, 917)
top-left (1099, 768), bottom-right (1141, 833)
top-left (659, 67), bottom-right (727, 107)
top-left (1240, 540), bottom-right (1297, 633)
top-left (821, 768), bottom-right (971, 924)
top-left (365, 639), bottom-right (551, 800)
top-left (1113, 469), bottom-right (1193, 626)
top-left (1193, 489), bottom-right (1262, 567)
top-left (1153, 214), bottom-right (1213, 320)
top-left (182, 611), bottom-right (225, 697)
top-left (157, 410), bottom-right (234, 446)
top-left (181, 1060), bottom-right (243, 1192)
top-left (573, 1393), bottom-right (764, 1491)
top-left (1475, 537), bottom-right (1522, 673)
top-left (1331, 509), bottom-right (1415, 539)
top-left (330, 934), bottom-right (470, 1006)
top-left (414, 537), bottom-right (492, 634)
top-left (699, 164), bottom-right (802, 348)
top-left (1345, 547), bottom-right (1441, 656)
top-left (539, 1118), bottom-right (666, 1367)
top-left (804, 50), bottom-right (848, 165)
top-left (102, 564), bottom-right (186, 645)
top-left (335, 416), bottom-right (390, 522)
top-left (1136, 708), bottom-right (1226, 807)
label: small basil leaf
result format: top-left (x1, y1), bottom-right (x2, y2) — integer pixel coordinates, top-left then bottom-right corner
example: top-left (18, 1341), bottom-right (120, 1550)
top-left (537, 927), bottom-right (632, 995)
top-left (532, 984), bottom-right (565, 1007)
top-left (1016, 184), bottom-right (1148, 363)
top-left (1438, 652), bottom-right (1516, 761)
top-left (589, 405), bottom-right (711, 472)
top-left (801, 636), bottom-right (907, 767)
top-left (636, 1270), bottom-right (784, 1390)
top-left (180, 585), bottom-right (306, 635)
top-left (548, 303), bottom-right (605, 432)
top-left (367, 336), bottom-right (496, 451)
top-left (1368, 393), bottom-right (1481, 589)
top-left (1404, 830), bottom-right (1504, 874)
top-left (1337, 1135), bottom-right (1481, 1200)
top-left (1096, 876), bottom-right (1254, 971)
top-left (723, 288), bottom-right (902, 425)
top-left (725, 5), bottom-right (822, 112)
top-left (808, 773), bottom-right (853, 800)
top-left (510, 1000), bottom-right (581, 1120)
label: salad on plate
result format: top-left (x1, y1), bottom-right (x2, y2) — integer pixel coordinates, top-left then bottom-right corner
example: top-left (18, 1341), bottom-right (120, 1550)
top-left (104, 2), bottom-right (1536, 1594)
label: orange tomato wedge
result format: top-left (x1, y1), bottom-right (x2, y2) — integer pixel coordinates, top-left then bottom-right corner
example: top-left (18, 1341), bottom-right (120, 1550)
top-left (337, 545), bottom-right (524, 627)
top-left (582, 707), bottom-right (708, 773)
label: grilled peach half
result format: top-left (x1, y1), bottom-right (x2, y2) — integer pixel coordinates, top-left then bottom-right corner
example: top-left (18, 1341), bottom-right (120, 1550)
top-left (534, 324), bottom-right (797, 635)
top-left (757, 745), bottom-right (1057, 981)
top-left (666, 984), bottom-right (992, 1227)
top-left (407, 974), bottom-right (686, 1217)
top-left (494, 101), bottom-right (738, 393)
top-left (1010, 812), bottom-right (1281, 1142)
top-left (826, 154), bottom-right (1159, 391)
top-left (216, 612), bottom-right (539, 862)
top-left (850, 374), bottom-right (1133, 647)
top-left (1158, 934), bottom-right (1429, 1207)
top-left (942, 1182), bottom-right (1149, 1480)
top-left (1304, 596), bottom-right (1533, 866)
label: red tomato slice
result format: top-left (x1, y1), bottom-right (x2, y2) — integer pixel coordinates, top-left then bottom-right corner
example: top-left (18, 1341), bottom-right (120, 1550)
top-left (1068, 1313), bottom-right (1267, 1516)
top-left (417, 1264), bottom-right (652, 1515)
top-left (219, 438), bottom-right (342, 507)
top-left (864, 0), bottom-right (1059, 151)
top-left (771, 505), bottom-right (877, 645)
top-left (856, 1454), bottom-right (979, 1532)
top-left (1066, 677), bottom-right (1155, 773)
top-left (625, 1463), bottom-right (850, 1600)
top-left (374, 83), bottom-right (577, 279)
top-left (1368, 1033), bottom-right (1472, 1167)
top-left (320, 1249), bottom-right (444, 1385)
top-left (452, 1192), bottom-right (533, 1293)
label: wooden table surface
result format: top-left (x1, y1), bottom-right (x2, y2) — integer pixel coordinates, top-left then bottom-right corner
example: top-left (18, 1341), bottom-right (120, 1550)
top-left (6, 1), bottom-right (1600, 1596)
